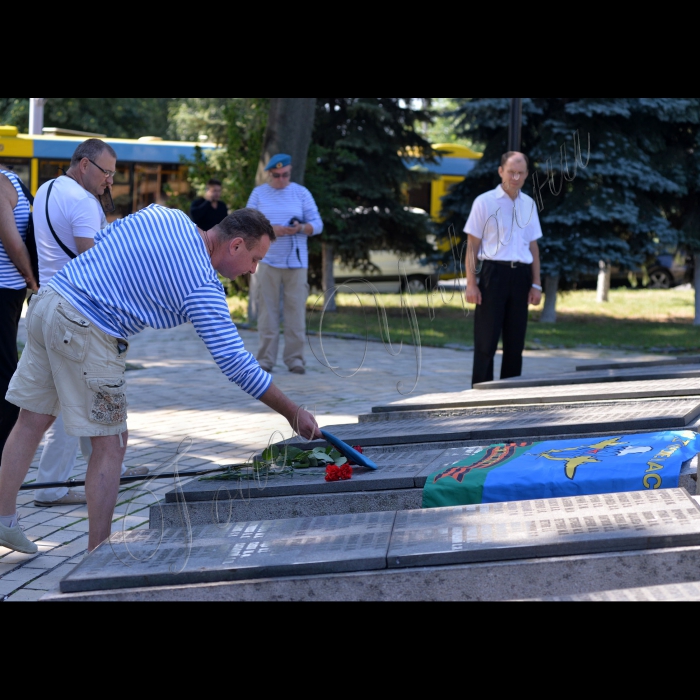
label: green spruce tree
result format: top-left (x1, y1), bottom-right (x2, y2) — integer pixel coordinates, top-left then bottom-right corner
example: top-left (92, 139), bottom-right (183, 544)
top-left (440, 98), bottom-right (692, 321)
top-left (305, 98), bottom-right (436, 309)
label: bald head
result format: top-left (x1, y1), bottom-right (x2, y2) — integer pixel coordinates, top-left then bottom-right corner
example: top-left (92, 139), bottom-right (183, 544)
top-left (501, 151), bottom-right (529, 169)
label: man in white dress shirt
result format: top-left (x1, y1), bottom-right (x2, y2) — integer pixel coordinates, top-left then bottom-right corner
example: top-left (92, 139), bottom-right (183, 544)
top-left (464, 152), bottom-right (543, 387)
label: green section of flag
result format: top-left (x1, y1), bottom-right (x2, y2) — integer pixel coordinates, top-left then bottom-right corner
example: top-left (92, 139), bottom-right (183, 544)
top-left (423, 444), bottom-right (535, 509)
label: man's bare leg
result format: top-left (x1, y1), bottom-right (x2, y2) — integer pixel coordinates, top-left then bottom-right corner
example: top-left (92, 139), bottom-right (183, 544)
top-left (0, 410), bottom-right (56, 516)
top-left (85, 433), bottom-right (128, 552)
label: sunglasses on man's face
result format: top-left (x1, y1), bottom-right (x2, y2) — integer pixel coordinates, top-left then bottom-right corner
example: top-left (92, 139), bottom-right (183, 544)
top-left (272, 172), bottom-right (291, 179)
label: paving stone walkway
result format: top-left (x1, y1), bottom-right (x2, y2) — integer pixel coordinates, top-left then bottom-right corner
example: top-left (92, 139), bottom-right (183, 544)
top-left (0, 306), bottom-right (667, 602)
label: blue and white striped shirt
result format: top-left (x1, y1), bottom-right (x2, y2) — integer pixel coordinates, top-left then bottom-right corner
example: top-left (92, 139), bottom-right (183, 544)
top-left (247, 183), bottom-right (323, 269)
top-left (49, 205), bottom-right (272, 400)
top-left (0, 170), bottom-right (31, 290)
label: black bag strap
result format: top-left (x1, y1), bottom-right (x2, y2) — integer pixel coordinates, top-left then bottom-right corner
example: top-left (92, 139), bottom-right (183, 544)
top-left (46, 180), bottom-right (77, 261)
top-left (17, 178), bottom-right (34, 207)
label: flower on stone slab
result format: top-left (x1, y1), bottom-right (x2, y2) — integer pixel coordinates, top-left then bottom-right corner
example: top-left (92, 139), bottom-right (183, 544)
top-left (339, 464), bottom-right (353, 481)
top-left (325, 464), bottom-right (353, 482)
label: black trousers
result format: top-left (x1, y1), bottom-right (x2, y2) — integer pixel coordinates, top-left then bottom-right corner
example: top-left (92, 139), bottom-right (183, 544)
top-left (472, 261), bottom-right (532, 387)
top-left (0, 288), bottom-right (27, 459)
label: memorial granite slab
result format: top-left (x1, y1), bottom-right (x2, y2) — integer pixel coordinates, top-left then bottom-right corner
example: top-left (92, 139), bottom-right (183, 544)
top-left (473, 366), bottom-right (700, 391)
top-left (165, 448), bottom-right (448, 505)
top-left (522, 581), bottom-right (700, 602)
top-left (281, 399), bottom-right (700, 449)
top-left (369, 378), bottom-right (700, 416)
top-left (60, 511), bottom-right (397, 594)
top-left (577, 356), bottom-right (700, 372)
top-left (61, 489), bottom-right (700, 598)
top-left (387, 489), bottom-right (700, 569)
top-left (152, 447), bottom-right (696, 530)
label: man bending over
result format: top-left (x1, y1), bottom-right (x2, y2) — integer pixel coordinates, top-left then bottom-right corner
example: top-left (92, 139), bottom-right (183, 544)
top-left (0, 206), bottom-right (321, 555)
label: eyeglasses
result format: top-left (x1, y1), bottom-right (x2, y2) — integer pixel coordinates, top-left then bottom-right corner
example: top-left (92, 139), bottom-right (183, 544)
top-left (87, 159), bottom-right (117, 179)
top-left (272, 172), bottom-right (291, 179)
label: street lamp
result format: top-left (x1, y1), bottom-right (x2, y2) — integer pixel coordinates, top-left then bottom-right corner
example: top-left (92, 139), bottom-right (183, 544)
top-left (509, 98), bottom-right (522, 152)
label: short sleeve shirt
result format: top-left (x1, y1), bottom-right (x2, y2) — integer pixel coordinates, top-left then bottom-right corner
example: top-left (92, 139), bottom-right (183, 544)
top-left (464, 185), bottom-right (543, 264)
top-left (33, 176), bottom-right (106, 285)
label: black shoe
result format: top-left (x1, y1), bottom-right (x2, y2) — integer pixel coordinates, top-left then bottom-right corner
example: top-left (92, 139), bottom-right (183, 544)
top-left (290, 366), bottom-right (306, 375)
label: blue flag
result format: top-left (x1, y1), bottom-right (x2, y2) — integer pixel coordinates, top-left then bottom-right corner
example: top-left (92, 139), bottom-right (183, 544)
top-left (423, 431), bottom-right (700, 509)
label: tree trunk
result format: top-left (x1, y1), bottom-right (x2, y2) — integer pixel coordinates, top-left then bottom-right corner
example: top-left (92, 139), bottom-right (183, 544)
top-left (254, 98), bottom-right (317, 187)
top-left (695, 254), bottom-right (700, 326)
top-left (248, 98), bottom-right (318, 324)
top-left (322, 242), bottom-right (337, 313)
top-left (540, 274), bottom-right (559, 323)
top-left (597, 260), bottom-right (611, 303)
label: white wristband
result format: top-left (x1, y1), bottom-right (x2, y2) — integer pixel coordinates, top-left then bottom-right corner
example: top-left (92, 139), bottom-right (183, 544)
top-left (532, 284), bottom-right (543, 292)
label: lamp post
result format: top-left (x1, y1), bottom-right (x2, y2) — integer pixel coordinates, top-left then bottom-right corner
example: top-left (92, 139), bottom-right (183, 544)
top-left (508, 98), bottom-right (523, 152)
top-left (29, 98), bottom-right (47, 136)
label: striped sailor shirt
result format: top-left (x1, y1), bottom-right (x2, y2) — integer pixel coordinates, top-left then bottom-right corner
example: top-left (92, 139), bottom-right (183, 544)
top-left (0, 170), bottom-right (31, 290)
top-left (49, 205), bottom-right (272, 400)
top-left (246, 183), bottom-right (323, 269)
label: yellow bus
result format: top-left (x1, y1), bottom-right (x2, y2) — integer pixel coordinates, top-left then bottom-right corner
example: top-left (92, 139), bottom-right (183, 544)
top-left (405, 142), bottom-right (483, 221)
top-left (0, 125), bottom-right (217, 222)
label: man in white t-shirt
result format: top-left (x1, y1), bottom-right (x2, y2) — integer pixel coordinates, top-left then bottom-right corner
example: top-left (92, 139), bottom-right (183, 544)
top-left (32, 139), bottom-right (147, 507)
top-left (465, 151), bottom-right (544, 388)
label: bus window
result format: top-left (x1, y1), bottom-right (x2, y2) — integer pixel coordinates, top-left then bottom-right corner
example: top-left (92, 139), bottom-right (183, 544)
top-left (109, 164), bottom-right (133, 222)
top-left (162, 165), bottom-right (191, 198)
top-left (133, 164), bottom-right (193, 214)
top-left (0, 158), bottom-right (31, 187)
top-left (407, 182), bottom-right (432, 213)
top-left (133, 164), bottom-right (162, 212)
top-left (39, 159), bottom-right (70, 187)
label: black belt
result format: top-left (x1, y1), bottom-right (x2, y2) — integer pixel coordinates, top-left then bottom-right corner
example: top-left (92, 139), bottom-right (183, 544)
top-left (483, 260), bottom-right (530, 269)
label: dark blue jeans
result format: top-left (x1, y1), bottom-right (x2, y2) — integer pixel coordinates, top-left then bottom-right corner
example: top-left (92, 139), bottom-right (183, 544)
top-left (0, 288), bottom-right (27, 460)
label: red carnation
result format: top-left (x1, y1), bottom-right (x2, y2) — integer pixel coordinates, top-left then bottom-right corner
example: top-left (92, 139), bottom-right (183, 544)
top-left (353, 446), bottom-right (364, 454)
top-left (325, 465), bottom-right (341, 482)
top-left (325, 465), bottom-right (353, 482)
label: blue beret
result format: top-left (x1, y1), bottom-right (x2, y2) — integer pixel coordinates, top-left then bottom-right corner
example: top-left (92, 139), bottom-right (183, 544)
top-left (264, 154), bottom-right (292, 171)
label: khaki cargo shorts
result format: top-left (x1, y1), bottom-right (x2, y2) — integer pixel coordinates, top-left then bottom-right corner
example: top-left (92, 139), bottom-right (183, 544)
top-left (7, 288), bottom-right (129, 438)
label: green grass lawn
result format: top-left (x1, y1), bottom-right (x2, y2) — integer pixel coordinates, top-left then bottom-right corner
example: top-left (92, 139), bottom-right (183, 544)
top-left (235, 287), bottom-right (699, 353)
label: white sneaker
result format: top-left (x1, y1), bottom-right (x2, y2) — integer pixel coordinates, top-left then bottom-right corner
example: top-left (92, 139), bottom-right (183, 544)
top-left (0, 518), bottom-right (38, 555)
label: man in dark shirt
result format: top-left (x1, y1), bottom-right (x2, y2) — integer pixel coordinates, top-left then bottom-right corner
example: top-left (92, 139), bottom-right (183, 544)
top-left (190, 179), bottom-right (229, 230)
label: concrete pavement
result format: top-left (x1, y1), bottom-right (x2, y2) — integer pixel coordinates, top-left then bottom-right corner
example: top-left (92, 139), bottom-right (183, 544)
top-left (0, 307), bottom-right (667, 602)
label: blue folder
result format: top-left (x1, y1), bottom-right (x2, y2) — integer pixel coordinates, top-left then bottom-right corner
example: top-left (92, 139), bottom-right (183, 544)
top-left (321, 431), bottom-right (379, 471)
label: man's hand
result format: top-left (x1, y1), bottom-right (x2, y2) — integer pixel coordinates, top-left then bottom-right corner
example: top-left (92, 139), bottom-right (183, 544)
top-left (466, 281), bottom-right (482, 306)
top-left (24, 272), bottom-right (39, 293)
top-left (258, 384), bottom-right (323, 442)
top-left (272, 225), bottom-right (298, 238)
top-left (291, 407), bottom-right (323, 441)
top-left (529, 287), bottom-right (543, 306)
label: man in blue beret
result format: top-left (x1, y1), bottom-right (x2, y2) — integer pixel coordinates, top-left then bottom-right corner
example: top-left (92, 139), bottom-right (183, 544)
top-left (247, 154), bottom-right (323, 375)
